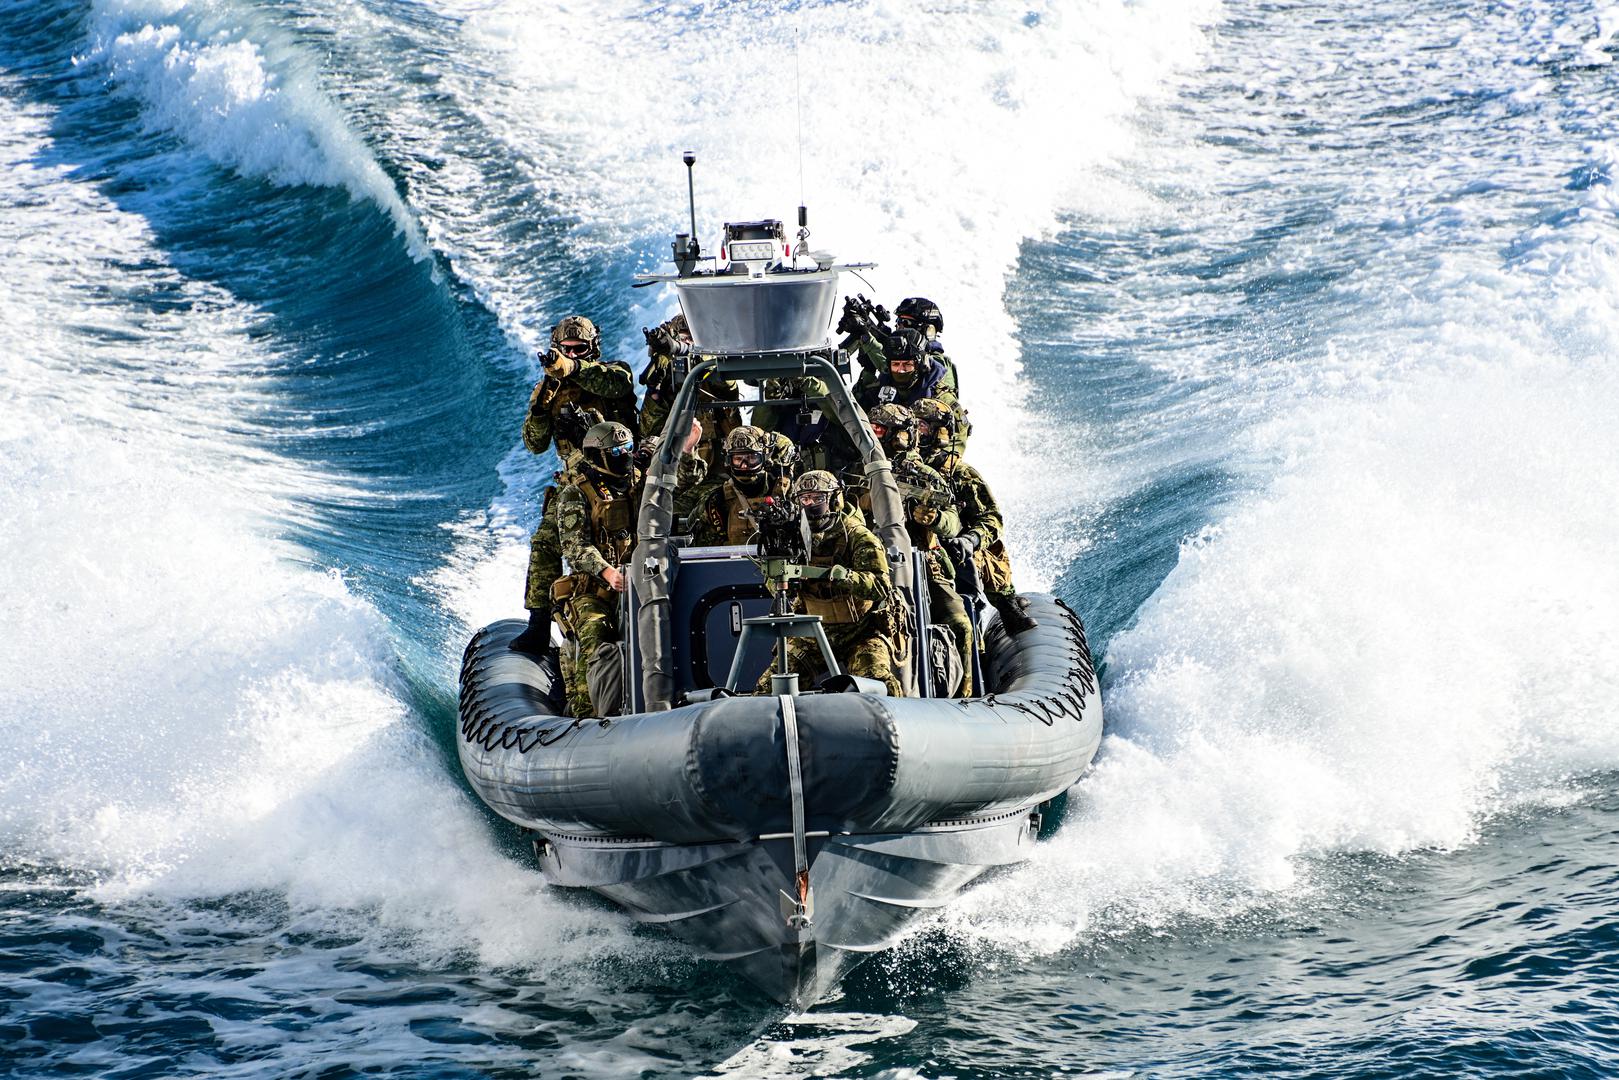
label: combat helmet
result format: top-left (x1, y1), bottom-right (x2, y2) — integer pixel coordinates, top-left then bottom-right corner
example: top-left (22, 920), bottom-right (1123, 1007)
top-left (551, 314), bottom-right (601, 361)
top-left (581, 420), bottom-right (635, 481)
top-left (911, 397), bottom-right (956, 456)
top-left (722, 425), bottom-right (771, 495)
top-left (883, 328), bottom-right (927, 387)
top-left (791, 470), bottom-right (845, 533)
top-left (765, 431), bottom-right (799, 476)
top-left (895, 297), bottom-right (943, 336)
top-left (867, 402), bottom-right (917, 455)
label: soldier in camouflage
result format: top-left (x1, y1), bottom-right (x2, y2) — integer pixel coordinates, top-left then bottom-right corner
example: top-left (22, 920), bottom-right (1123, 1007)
top-left (683, 426), bottom-right (796, 546)
top-left (758, 471), bottom-right (904, 698)
top-left (639, 312), bottom-right (738, 469)
top-left (911, 397), bottom-right (1038, 637)
top-left (554, 420), bottom-right (703, 715)
top-left (552, 422), bottom-right (639, 716)
top-left (865, 403), bottom-right (975, 695)
top-left (523, 316), bottom-right (638, 460)
top-left (509, 399), bottom-right (609, 656)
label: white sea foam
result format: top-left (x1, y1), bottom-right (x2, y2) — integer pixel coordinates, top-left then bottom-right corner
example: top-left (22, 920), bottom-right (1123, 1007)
top-left (944, 2), bottom-right (1619, 952)
top-left (384, 0), bottom-right (1225, 597)
top-left (0, 88), bottom-right (624, 968)
top-left (81, 0), bottom-right (427, 255)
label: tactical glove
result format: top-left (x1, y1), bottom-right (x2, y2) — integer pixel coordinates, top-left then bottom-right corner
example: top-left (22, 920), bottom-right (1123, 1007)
top-left (645, 326), bottom-right (676, 357)
top-left (945, 534), bottom-right (978, 567)
top-left (826, 565), bottom-right (850, 583)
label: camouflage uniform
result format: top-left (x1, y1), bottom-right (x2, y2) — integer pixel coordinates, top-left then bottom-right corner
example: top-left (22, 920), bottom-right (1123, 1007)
top-left (524, 361), bottom-right (637, 459)
top-left (758, 476), bottom-right (903, 697)
top-left (687, 476), bottom-right (791, 545)
top-left (554, 471), bottom-right (637, 716)
top-left (922, 441), bottom-right (1034, 634)
top-left (861, 404), bottom-right (975, 695)
top-left (553, 421), bottom-right (643, 717)
top-left (523, 454), bottom-right (579, 618)
top-left (523, 317), bottom-right (638, 460)
top-left (682, 428), bottom-right (795, 544)
top-left (891, 451), bottom-right (975, 696)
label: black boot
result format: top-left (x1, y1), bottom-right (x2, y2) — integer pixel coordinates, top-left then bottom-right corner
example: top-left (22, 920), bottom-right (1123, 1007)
top-left (991, 593), bottom-right (1038, 636)
top-left (509, 609), bottom-right (552, 656)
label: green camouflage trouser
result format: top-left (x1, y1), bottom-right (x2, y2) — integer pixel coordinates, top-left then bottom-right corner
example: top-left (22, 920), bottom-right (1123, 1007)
top-left (975, 538), bottom-right (1017, 600)
top-left (563, 592), bottom-right (618, 717)
top-left (524, 491), bottom-right (563, 612)
top-left (757, 619), bottom-right (901, 698)
top-left (926, 549), bottom-right (974, 696)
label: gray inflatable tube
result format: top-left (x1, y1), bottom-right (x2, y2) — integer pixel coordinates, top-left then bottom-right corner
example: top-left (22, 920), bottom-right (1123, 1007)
top-left (457, 594), bottom-right (1102, 844)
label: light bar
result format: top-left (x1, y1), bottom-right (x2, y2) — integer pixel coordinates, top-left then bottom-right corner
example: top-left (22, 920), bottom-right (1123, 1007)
top-left (728, 240), bottom-right (776, 262)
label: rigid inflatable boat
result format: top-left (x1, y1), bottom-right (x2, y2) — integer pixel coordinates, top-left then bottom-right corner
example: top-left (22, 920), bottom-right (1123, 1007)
top-left (457, 160), bottom-right (1102, 1005)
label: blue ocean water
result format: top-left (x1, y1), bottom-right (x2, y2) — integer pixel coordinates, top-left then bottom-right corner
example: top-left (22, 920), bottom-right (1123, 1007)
top-left (3, 1), bottom-right (1618, 1076)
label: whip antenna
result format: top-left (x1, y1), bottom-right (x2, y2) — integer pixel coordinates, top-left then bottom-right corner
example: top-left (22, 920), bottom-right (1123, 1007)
top-left (684, 150), bottom-right (699, 242)
top-left (794, 44), bottom-right (805, 208)
top-left (794, 40), bottom-right (809, 256)
top-left (672, 150), bottom-right (700, 275)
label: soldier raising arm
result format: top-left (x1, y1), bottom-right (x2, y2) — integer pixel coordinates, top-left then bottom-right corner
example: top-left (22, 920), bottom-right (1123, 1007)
top-left (640, 313), bottom-right (738, 467)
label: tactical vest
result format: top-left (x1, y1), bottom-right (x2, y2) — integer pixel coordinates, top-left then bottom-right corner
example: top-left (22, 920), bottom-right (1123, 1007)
top-left (535, 377), bottom-right (589, 458)
top-left (704, 478), bottom-right (787, 545)
top-left (536, 370), bottom-right (635, 456)
top-left (724, 484), bottom-right (759, 545)
top-left (798, 522), bottom-right (875, 626)
top-left (577, 475), bottom-right (638, 565)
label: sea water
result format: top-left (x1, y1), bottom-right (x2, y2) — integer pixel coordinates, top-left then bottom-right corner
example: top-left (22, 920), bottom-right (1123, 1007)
top-left (2, 1), bottom-right (1617, 1076)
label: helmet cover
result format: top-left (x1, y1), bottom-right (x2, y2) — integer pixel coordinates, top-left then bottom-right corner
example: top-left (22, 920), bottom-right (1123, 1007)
top-left (791, 469), bottom-right (844, 532)
top-left (867, 402), bottom-right (917, 454)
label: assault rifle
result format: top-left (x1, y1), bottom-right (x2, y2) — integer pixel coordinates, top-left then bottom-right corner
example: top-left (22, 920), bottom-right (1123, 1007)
top-left (555, 402), bottom-right (603, 453)
top-left (894, 478), bottom-right (957, 513)
top-left (891, 458), bottom-right (958, 514)
top-left (642, 324), bottom-right (692, 359)
top-left (836, 294), bottom-right (895, 359)
top-left (640, 325), bottom-right (693, 396)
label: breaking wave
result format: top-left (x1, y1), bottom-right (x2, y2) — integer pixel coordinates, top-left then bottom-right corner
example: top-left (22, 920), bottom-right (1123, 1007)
top-left (945, 0), bottom-right (1619, 953)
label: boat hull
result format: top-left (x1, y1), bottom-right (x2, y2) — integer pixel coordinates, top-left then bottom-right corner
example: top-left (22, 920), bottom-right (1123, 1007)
top-left (457, 593), bottom-right (1100, 1004)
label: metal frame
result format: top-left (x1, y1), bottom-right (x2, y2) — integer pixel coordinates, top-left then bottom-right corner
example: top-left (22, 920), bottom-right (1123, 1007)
top-left (632, 352), bottom-right (918, 711)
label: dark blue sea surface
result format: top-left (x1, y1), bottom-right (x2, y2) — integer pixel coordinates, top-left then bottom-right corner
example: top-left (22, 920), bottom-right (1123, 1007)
top-left (3, 0), bottom-right (1618, 1076)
